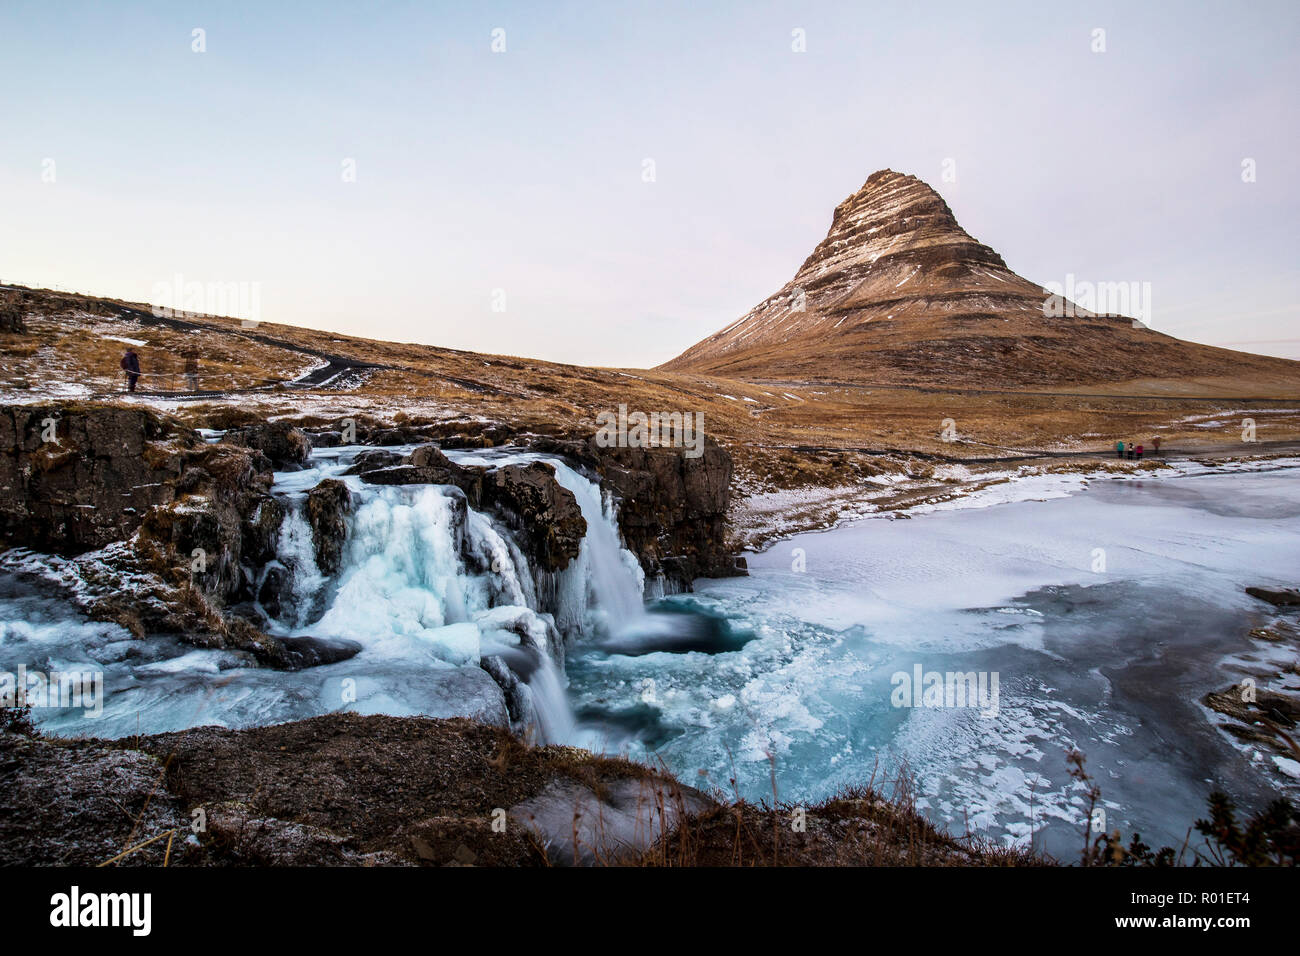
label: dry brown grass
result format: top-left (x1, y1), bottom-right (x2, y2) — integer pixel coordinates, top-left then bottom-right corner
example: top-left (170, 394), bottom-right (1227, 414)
top-left (632, 763), bottom-right (1047, 867)
top-left (5, 284), bottom-right (1299, 501)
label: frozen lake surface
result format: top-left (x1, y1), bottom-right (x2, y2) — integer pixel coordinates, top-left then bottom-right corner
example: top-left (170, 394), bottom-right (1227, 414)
top-left (567, 461), bottom-right (1300, 856)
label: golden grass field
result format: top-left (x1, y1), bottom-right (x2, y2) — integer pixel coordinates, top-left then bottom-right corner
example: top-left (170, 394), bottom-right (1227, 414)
top-left (4, 283), bottom-right (1299, 536)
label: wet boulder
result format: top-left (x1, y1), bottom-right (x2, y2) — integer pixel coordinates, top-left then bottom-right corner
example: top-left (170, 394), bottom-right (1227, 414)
top-left (1246, 586), bottom-right (1300, 607)
top-left (275, 635), bottom-right (364, 670)
top-left (480, 462), bottom-right (586, 573)
top-left (306, 479), bottom-right (352, 575)
top-left (342, 448), bottom-right (403, 475)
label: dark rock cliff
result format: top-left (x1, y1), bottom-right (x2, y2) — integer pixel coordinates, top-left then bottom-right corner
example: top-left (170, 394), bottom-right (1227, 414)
top-left (0, 404), bottom-right (289, 663)
top-left (0, 404), bottom-right (198, 553)
top-left (528, 435), bottom-right (740, 591)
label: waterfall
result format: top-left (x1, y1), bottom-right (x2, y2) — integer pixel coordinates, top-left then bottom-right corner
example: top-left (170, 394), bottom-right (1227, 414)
top-left (258, 448), bottom-right (651, 744)
top-left (276, 502), bottom-right (325, 628)
top-left (305, 486), bottom-right (480, 664)
top-left (527, 654), bottom-right (576, 744)
top-left (547, 461), bottom-right (646, 633)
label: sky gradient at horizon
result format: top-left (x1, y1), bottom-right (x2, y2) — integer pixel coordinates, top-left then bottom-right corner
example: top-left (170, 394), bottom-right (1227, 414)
top-left (2, 0), bottom-right (1298, 364)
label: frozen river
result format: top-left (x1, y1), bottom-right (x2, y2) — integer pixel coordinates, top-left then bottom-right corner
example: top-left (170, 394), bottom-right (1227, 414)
top-left (3, 455), bottom-right (1298, 859)
top-left (567, 461), bottom-right (1300, 857)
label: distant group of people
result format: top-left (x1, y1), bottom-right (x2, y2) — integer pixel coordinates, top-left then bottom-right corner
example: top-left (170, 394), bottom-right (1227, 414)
top-left (1116, 438), bottom-right (1161, 460)
top-left (118, 348), bottom-right (201, 393)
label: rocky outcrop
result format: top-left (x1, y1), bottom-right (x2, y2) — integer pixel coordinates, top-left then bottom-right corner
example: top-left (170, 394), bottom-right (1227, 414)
top-left (358, 444), bottom-right (586, 573)
top-left (590, 437), bottom-right (736, 588)
top-left (0, 404), bottom-right (199, 554)
top-left (133, 441), bottom-right (278, 607)
top-left (0, 403), bottom-right (307, 666)
top-left (480, 462), bottom-right (585, 573)
top-left (0, 291), bottom-right (26, 334)
top-left (529, 434), bottom-right (738, 590)
top-left (305, 478), bottom-right (352, 575)
top-left (222, 421), bottom-right (312, 470)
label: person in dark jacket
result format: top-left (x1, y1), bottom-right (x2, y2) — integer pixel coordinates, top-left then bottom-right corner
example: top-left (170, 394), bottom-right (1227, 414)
top-left (120, 349), bottom-right (141, 392)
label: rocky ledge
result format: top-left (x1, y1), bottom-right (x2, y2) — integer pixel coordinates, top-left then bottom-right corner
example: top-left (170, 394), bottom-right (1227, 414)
top-left (297, 411), bottom-right (741, 589)
top-left (0, 401), bottom-right (742, 746)
top-left (0, 711), bottom-right (1035, 867)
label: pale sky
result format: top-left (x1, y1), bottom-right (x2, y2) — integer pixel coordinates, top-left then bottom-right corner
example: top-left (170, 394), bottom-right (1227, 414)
top-left (2, 0), bottom-right (1297, 364)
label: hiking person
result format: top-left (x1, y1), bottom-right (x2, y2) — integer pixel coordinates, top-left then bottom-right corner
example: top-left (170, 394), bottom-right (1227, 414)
top-left (120, 348), bottom-right (141, 392)
top-left (1135, 444), bottom-right (1144, 460)
top-left (1152, 436), bottom-right (1162, 457)
top-left (183, 350), bottom-right (199, 391)
top-left (1116, 440), bottom-right (1124, 459)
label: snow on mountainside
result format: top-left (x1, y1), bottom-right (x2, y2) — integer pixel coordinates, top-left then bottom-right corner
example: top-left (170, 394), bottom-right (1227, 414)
top-left (661, 170), bottom-right (1300, 390)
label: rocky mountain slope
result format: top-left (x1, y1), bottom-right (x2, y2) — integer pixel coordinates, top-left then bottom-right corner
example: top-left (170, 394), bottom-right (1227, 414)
top-left (661, 170), bottom-right (1300, 390)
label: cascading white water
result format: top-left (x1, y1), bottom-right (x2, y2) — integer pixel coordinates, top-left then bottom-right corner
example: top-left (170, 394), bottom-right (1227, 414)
top-left (546, 461), bottom-right (645, 632)
top-left (276, 503), bottom-right (325, 628)
top-left (257, 448), bottom-right (650, 744)
top-left (302, 485), bottom-right (483, 665)
top-left (526, 654), bottom-right (576, 744)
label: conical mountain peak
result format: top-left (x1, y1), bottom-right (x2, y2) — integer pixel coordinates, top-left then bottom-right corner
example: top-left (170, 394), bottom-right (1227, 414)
top-left (658, 171), bottom-right (1283, 388)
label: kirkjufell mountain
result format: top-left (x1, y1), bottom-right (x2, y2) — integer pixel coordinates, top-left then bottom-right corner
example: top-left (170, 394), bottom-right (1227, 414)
top-left (662, 170), bottom-right (1300, 390)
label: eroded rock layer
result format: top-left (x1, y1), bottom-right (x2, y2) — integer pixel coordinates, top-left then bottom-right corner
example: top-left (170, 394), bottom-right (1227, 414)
top-left (661, 169), bottom-right (1300, 388)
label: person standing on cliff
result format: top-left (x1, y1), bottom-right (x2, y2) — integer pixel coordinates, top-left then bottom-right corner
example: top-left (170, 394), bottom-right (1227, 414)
top-left (120, 348), bottom-right (141, 392)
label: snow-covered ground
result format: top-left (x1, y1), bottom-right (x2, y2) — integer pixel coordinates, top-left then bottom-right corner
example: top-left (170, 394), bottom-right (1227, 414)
top-left (732, 456), bottom-right (1300, 549)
